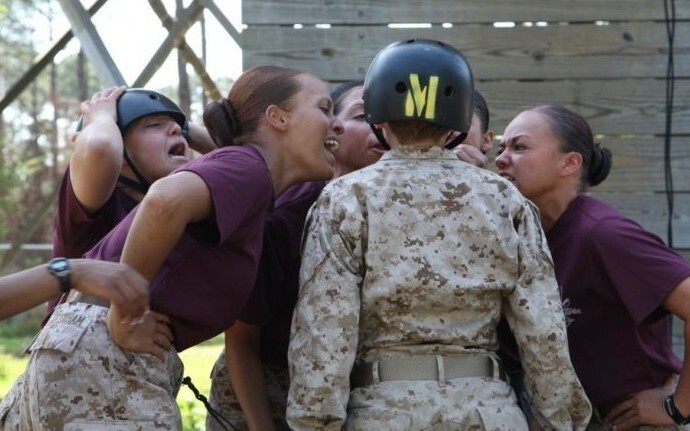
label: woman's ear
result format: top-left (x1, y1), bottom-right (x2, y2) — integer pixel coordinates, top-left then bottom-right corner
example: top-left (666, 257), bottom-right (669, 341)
top-left (266, 105), bottom-right (288, 131)
top-left (480, 131), bottom-right (495, 154)
top-left (562, 151), bottom-right (583, 177)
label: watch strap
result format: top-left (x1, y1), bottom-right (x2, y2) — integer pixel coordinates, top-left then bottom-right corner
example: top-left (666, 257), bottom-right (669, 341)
top-left (664, 394), bottom-right (690, 425)
top-left (48, 258), bottom-right (72, 294)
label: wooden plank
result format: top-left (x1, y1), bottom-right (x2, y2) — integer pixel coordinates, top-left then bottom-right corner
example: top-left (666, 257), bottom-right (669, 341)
top-left (478, 79), bottom-right (690, 136)
top-left (242, 22), bottom-right (690, 80)
top-left (591, 192), bottom-right (690, 248)
top-left (243, 0), bottom-right (690, 24)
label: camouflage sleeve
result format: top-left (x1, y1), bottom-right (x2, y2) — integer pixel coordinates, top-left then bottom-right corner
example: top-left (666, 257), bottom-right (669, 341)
top-left (502, 200), bottom-right (592, 431)
top-left (287, 192), bottom-right (363, 431)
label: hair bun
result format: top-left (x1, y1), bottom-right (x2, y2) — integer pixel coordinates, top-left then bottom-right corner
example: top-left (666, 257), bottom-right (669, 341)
top-left (588, 143), bottom-right (613, 186)
top-left (203, 98), bottom-right (239, 147)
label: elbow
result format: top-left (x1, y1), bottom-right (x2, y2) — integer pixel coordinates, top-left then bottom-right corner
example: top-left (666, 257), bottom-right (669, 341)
top-left (139, 180), bottom-right (185, 224)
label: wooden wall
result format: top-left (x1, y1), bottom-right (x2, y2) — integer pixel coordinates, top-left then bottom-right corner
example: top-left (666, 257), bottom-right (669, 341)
top-left (242, 0), bottom-right (690, 250)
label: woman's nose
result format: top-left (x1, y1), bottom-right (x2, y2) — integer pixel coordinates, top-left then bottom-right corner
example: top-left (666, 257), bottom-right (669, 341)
top-left (495, 152), bottom-right (508, 169)
top-left (332, 117), bottom-right (344, 135)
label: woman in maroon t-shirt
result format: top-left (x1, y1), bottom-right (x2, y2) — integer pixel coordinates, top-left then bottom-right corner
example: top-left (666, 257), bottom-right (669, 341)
top-left (205, 81), bottom-right (387, 431)
top-left (11, 66), bottom-right (343, 431)
top-left (495, 104), bottom-right (690, 430)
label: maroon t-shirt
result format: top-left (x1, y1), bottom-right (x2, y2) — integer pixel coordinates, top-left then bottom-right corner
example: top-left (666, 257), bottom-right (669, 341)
top-left (86, 146), bottom-right (274, 351)
top-left (548, 194), bottom-right (688, 406)
top-left (45, 167), bottom-right (138, 321)
top-left (239, 181), bottom-right (325, 367)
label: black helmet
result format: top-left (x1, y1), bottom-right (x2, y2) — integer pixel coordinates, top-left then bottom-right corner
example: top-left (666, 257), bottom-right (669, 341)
top-left (363, 39), bottom-right (474, 134)
top-left (116, 88), bottom-right (187, 132)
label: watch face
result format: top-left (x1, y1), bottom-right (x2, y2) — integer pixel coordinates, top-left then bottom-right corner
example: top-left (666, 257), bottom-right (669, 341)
top-left (50, 258), bottom-right (70, 275)
top-left (52, 260), bottom-right (69, 271)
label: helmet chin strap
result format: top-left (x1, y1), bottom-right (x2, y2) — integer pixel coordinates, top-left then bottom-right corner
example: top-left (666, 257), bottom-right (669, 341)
top-left (444, 132), bottom-right (467, 150)
top-left (370, 124), bottom-right (390, 150)
top-left (119, 150), bottom-right (151, 194)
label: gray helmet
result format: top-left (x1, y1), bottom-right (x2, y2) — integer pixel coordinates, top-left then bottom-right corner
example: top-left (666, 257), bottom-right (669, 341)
top-left (363, 39), bottom-right (474, 134)
top-left (75, 88), bottom-right (188, 135)
top-left (116, 88), bottom-right (187, 132)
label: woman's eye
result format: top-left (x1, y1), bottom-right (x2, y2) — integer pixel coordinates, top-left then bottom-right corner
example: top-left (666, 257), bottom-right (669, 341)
top-left (353, 114), bottom-right (366, 121)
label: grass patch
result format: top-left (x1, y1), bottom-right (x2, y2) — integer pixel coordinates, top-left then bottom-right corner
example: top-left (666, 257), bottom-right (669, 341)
top-left (0, 321), bottom-right (224, 431)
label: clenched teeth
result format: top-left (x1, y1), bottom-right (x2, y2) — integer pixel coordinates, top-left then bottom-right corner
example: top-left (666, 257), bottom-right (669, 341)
top-left (324, 139), bottom-right (339, 151)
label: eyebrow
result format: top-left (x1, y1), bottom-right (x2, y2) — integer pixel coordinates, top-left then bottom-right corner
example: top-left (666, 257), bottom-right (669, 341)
top-left (500, 134), bottom-right (526, 145)
top-left (344, 101), bottom-right (365, 112)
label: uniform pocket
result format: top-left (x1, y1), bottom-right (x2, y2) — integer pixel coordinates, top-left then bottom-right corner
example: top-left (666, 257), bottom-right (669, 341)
top-left (28, 305), bottom-right (93, 353)
top-left (0, 373), bottom-right (23, 426)
top-left (476, 404), bottom-right (529, 431)
top-left (64, 419), bottom-right (158, 430)
top-left (344, 409), bottom-right (412, 431)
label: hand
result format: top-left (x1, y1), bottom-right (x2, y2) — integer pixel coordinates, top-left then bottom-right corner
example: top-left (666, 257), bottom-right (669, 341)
top-left (107, 305), bottom-right (174, 360)
top-left (453, 144), bottom-right (488, 168)
top-left (186, 122), bottom-right (218, 154)
top-left (79, 85), bottom-right (126, 129)
top-left (70, 259), bottom-right (149, 321)
top-left (605, 387), bottom-right (675, 430)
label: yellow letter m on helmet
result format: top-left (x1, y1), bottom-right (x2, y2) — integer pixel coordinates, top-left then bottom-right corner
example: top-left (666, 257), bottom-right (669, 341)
top-left (404, 74), bottom-right (438, 120)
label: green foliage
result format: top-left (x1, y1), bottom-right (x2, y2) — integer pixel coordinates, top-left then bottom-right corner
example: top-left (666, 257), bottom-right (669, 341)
top-left (178, 399), bottom-right (207, 431)
top-left (0, 308), bottom-right (43, 339)
top-left (0, 329), bottom-right (223, 430)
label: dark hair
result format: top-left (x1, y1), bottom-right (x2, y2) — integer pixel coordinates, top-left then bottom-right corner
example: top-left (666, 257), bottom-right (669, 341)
top-left (331, 81), bottom-right (364, 116)
top-left (203, 66), bottom-right (304, 147)
top-left (473, 90), bottom-right (490, 133)
top-left (532, 104), bottom-right (612, 189)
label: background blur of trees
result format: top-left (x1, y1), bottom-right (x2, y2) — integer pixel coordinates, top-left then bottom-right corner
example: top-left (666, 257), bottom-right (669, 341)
top-left (0, 0), bottom-right (231, 273)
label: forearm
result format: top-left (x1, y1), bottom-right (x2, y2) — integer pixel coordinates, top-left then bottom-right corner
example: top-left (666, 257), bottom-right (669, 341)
top-left (662, 277), bottom-right (690, 416)
top-left (225, 327), bottom-right (275, 431)
top-left (671, 319), bottom-right (690, 415)
top-left (0, 264), bottom-right (60, 320)
top-left (120, 195), bottom-right (187, 281)
top-left (70, 117), bottom-right (124, 212)
top-left (120, 172), bottom-right (211, 281)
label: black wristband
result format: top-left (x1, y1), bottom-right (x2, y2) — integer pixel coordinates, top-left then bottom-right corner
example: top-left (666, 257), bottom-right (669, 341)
top-left (47, 258), bottom-right (72, 294)
top-left (663, 394), bottom-right (690, 425)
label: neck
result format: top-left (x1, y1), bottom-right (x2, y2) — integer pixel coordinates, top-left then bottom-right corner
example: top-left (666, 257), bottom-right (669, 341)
top-left (250, 142), bottom-right (296, 197)
top-left (531, 187), bottom-right (579, 232)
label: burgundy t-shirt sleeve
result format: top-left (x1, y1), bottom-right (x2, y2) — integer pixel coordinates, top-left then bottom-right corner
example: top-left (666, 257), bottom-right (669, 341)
top-left (179, 147), bottom-right (273, 246)
top-left (589, 216), bottom-right (690, 324)
top-left (53, 166), bottom-right (122, 258)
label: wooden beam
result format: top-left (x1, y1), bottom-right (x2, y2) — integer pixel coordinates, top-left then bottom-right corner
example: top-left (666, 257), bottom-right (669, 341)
top-left (479, 79), bottom-right (690, 136)
top-left (242, 22), bottom-right (690, 81)
top-left (205, 0), bottom-right (242, 43)
top-left (0, 0), bottom-right (108, 113)
top-left (243, 0), bottom-right (690, 25)
top-left (146, 0), bottom-right (222, 101)
top-left (133, 0), bottom-right (205, 88)
top-left (57, 0), bottom-right (126, 86)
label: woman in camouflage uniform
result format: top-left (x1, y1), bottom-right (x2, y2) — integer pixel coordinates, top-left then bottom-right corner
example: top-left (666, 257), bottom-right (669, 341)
top-left (287, 39), bottom-right (592, 431)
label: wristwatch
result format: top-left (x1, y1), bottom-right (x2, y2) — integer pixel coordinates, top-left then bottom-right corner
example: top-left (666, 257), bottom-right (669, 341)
top-left (47, 258), bottom-right (72, 294)
top-left (664, 394), bottom-right (690, 425)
